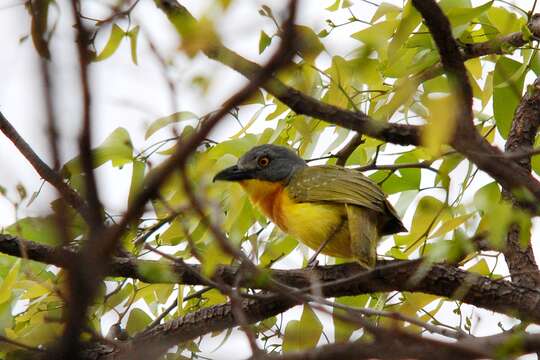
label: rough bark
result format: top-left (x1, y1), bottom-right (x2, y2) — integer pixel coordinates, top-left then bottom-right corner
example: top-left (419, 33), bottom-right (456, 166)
top-left (502, 77), bottom-right (540, 288)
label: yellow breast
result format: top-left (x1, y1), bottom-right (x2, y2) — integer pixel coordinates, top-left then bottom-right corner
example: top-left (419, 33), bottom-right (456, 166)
top-left (240, 179), bottom-right (352, 258)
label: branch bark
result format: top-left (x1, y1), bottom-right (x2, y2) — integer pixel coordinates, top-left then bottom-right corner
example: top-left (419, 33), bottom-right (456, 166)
top-left (502, 77), bottom-right (540, 288)
top-left (2, 234), bottom-right (540, 323)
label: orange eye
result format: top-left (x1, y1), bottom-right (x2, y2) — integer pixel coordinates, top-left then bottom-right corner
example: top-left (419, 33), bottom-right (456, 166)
top-left (258, 156), bottom-right (270, 167)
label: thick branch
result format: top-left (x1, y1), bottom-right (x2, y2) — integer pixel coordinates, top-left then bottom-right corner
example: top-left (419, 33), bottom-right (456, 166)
top-left (258, 332), bottom-right (486, 360)
top-left (502, 77), bottom-right (540, 288)
top-left (2, 234), bottom-right (540, 323)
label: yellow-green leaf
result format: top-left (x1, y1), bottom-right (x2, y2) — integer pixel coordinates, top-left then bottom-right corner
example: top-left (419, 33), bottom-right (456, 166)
top-left (283, 305), bottom-right (322, 352)
top-left (95, 24), bottom-right (125, 62)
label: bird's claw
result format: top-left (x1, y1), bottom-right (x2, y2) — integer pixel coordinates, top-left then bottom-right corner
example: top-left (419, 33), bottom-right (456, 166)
top-left (306, 257), bottom-right (319, 269)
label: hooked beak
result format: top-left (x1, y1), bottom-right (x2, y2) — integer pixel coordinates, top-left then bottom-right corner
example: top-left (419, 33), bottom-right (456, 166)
top-left (213, 165), bottom-right (254, 182)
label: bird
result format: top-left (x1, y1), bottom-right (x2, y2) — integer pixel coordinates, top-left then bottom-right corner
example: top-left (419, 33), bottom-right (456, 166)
top-left (213, 144), bottom-right (406, 268)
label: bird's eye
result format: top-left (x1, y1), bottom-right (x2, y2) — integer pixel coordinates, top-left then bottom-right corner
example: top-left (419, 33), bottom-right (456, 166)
top-left (258, 156), bottom-right (270, 167)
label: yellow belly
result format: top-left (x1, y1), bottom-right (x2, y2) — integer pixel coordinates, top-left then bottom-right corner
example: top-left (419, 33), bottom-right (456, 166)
top-left (281, 200), bottom-right (352, 258)
top-left (240, 180), bottom-right (352, 258)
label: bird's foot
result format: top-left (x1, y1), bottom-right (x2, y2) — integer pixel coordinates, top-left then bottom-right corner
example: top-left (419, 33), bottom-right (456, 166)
top-left (306, 256), bottom-right (319, 269)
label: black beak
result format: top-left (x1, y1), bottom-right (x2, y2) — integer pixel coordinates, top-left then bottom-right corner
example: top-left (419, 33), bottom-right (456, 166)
top-left (213, 165), bottom-right (253, 182)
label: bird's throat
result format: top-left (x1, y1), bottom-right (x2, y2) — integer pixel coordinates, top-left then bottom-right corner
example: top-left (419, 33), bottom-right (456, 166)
top-left (239, 179), bottom-right (287, 230)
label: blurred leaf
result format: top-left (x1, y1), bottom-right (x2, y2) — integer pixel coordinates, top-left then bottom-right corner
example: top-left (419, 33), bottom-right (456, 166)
top-left (127, 26), bottom-right (140, 65)
top-left (394, 196), bottom-right (446, 253)
top-left (467, 259), bottom-right (490, 276)
top-left (260, 235), bottom-right (298, 267)
top-left (128, 160), bottom-right (145, 208)
top-left (446, 1), bottom-right (493, 37)
top-left (0, 260), bottom-right (19, 305)
top-left (430, 213), bottom-right (473, 239)
top-left (493, 57), bottom-right (526, 138)
top-left (487, 6), bottom-right (525, 35)
top-left (388, 0), bottom-right (420, 59)
top-left (474, 182), bottom-right (500, 213)
top-left (6, 216), bottom-right (61, 246)
top-left (145, 111), bottom-right (198, 139)
top-left (295, 25), bottom-right (325, 62)
top-left (258, 30), bottom-right (272, 54)
top-left (63, 128), bottom-right (134, 176)
top-left (283, 305), bottom-right (322, 352)
top-left (372, 3), bottom-right (401, 22)
top-left (94, 24), bottom-right (125, 62)
top-left (421, 95), bottom-right (457, 156)
top-left (333, 295), bottom-right (367, 342)
top-left (126, 308), bottom-right (152, 335)
top-left (352, 20), bottom-right (398, 60)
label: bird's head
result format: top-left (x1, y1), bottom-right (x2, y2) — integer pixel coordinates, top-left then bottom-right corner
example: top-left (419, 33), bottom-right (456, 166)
top-left (213, 144), bottom-right (306, 183)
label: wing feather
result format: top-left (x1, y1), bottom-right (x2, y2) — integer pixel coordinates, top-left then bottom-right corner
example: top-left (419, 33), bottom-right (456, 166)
top-left (288, 165), bottom-right (386, 211)
top-left (288, 165), bottom-right (406, 235)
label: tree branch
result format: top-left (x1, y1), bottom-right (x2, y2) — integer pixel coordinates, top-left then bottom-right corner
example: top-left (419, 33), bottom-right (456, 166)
top-left (0, 112), bottom-right (92, 222)
top-left (502, 76), bottom-right (540, 288)
top-left (412, 0), bottom-right (540, 213)
top-left (2, 234), bottom-right (540, 323)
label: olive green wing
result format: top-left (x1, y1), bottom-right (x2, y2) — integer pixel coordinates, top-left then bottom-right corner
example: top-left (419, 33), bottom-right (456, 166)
top-left (288, 165), bottom-right (406, 235)
top-left (287, 165), bottom-right (386, 211)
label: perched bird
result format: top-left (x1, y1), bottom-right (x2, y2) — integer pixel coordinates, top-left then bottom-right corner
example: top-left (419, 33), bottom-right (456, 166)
top-left (213, 144), bottom-right (406, 268)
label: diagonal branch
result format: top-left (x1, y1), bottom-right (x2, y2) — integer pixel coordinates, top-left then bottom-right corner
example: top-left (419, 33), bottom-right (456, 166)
top-left (0, 112), bottom-right (92, 222)
top-left (412, 0), bottom-right (540, 212)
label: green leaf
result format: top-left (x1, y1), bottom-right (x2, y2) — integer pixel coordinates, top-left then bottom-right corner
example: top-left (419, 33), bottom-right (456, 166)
top-left (333, 295), bottom-right (368, 341)
top-left (145, 111), bottom-right (198, 139)
top-left (94, 24), bottom-right (125, 62)
top-left (421, 95), bottom-right (457, 156)
top-left (127, 26), bottom-right (140, 65)
top-left (474, 182), bottom-right (500, 213)
top-left (260, 235), bottom-right (298, 267)
top-left (6, 216), bottom-right (61, 246)
top-left (295, 25), bottom-right (325, 61)
top-left (486, 6), bottom-right (525, 35)
top-left (446, 1), bottom-right (493, 37)
top-left (258, 30), bottom-right (272, 54)
top-left (429, 213), bottom-right (473, 239)
top-left (63, 128), bottom-right (134, 176)
top-left (372, 2), bottom-right (401, 22)
top-left (128, 160), bottom-right (145, 208)
top-left (394, 196), bottom-right (446, 253)
top-left (467, 259), bottom-right (490, 276)
top-left (387, 0), bottom-right (421, 59)
top-left (126, 308), bottom-right (152, 335)
top-left (0, 260), bottom-right (19, 305)
top-left (493, 57), bottom-right (526, 138)
top-left (283, 305), bottom-right (322, 352)
top-left (351, 20), bottom-right (398, 60)
top-left (137, 261), bottom-right (178, 283)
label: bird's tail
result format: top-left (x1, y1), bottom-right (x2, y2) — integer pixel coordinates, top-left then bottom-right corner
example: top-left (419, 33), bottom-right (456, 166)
top-left (346, 205), bottom-right (379, 269)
